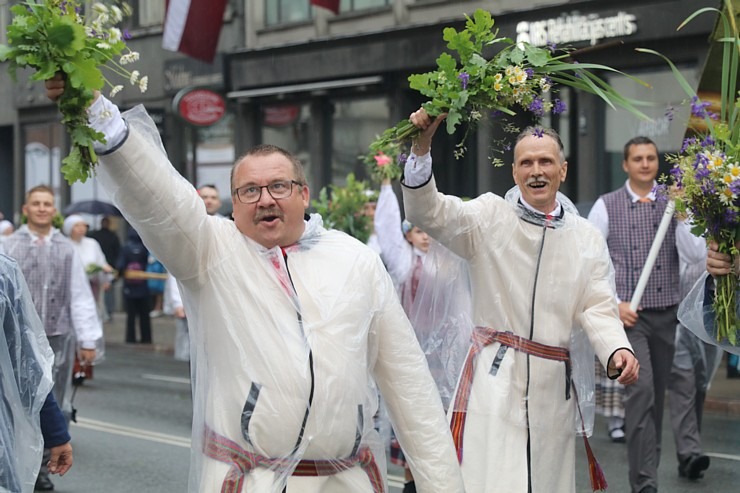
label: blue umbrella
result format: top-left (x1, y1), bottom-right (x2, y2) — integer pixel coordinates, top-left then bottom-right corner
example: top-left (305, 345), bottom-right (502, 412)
top-left (64, 200), bottom-right (122, 217)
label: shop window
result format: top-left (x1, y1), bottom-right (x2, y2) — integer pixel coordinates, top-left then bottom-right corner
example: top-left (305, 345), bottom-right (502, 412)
top-left (265, 0), bottom-right (311, 26)
top-left (189, 114), bottom-right (236, 212)
top-left (121, 0), bottom-right (165, 29)
top-left (604, 66), bottom-right (698, 190)
top-left (331, 97), bottom-right (390, 186)
top-left (262, 103), bottom-right (314, 189)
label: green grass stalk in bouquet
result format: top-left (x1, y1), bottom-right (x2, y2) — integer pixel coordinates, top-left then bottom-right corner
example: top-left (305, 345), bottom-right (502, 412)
top-left (644, 0), bottom-right (740, 345)
top-left (311, 173), bottom-right (377, 244)
top-left (366, 8), bottom-right (650, 175)
top-left (0, 1), bottom-right (148, 185)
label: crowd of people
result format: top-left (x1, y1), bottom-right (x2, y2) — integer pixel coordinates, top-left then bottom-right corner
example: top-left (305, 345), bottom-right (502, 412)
top-left (0, 73), bottom-right (737, 493)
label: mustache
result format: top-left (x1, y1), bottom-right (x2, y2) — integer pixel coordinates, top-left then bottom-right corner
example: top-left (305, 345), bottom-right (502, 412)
top-left (253, 207), bottom-right (284, 223)
top-left (526, 177), bottom-right (550, 185)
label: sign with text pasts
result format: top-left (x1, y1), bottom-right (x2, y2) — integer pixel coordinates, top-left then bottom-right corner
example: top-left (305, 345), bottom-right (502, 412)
top-left (173, 88), bottom-right (226, 126)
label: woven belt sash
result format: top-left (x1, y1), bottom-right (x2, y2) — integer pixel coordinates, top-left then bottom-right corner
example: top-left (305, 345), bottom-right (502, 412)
top-left (449, 327), bottom-right (571, 462)
top-left (203, 427), bottom-right (384, 493)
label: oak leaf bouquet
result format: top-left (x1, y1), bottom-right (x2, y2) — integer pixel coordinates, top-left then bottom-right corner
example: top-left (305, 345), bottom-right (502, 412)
top-left (0, 0), bottom-right (148, 184)
top-left (311, 173), bottom-right (378, 244)
top-left (365, 8), bottom-right (649, 182)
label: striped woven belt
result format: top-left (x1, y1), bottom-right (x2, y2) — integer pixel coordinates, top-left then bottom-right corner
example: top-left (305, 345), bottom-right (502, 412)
top-left (203, 426), bottom-right (384, 492)
top-left (449, 327), bottom-right (571, 462)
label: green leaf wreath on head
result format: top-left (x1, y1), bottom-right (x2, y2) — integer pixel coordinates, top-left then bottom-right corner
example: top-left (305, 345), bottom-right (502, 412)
top-left (0, 1), bottom-right (148, 185)
top-left (366, 8), bottom-right (651, 182)
top-left (311, 173), bottom-right (378, 244)
top-left (646, 0), bottom-right (740, 346)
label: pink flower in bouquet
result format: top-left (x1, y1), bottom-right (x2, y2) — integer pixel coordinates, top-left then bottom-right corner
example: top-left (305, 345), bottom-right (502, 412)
top-left (374, 153), bottom-right (392, 167)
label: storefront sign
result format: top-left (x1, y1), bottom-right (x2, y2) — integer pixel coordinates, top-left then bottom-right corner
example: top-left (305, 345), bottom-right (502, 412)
top-left (173, 88), bottom-right (226, 126)
top-left (163, 56), bottom-right (224, 94)
top-left (516, 11), bottom-right (638, 47)
top-left (263, 105), bottom-right (300, 127)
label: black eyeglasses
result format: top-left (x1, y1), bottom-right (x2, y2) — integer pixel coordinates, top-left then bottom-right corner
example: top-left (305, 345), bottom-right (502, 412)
top-left (233, 180), bottom-right (303, 204)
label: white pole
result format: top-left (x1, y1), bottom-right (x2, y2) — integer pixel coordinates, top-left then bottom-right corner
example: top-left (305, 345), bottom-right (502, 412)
top-left (630, 200), bottom-right (676, 312)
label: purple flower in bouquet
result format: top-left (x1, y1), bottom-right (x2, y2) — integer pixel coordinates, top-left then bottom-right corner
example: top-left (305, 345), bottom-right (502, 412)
top-left (546, 41), bottom-right (557, 53)
top-left (553, 99), bottom-right (567, 115)
top-left (458, 72), bottom-right (469, 90)
top-left (528, 97), bottom-right (545, 117)
top-left (653, 183), bottom-right (670, 201)
top-left (701, 135), bottom-right (716, 147)
top-left (690, 96), bottom-right (718, 120)
top-left (681, 137), bottom-right (697, 153)
top-left (532, 128), bottom-right (545, 138)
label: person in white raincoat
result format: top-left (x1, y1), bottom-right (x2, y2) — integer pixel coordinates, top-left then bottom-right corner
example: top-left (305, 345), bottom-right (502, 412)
top-left (401, 109), bottom-right (640, 493)
top-left (374, 180), bottom-right (473, 492)
top-left (44, 79), bottom-right (464, 493)
top-left (0, 253), bottom-right (72, 492)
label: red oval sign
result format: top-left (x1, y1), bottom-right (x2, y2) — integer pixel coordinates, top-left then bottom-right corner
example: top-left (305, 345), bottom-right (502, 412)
top-left (263, 105), bottom-right (300, 127)
top-left (177, 89), bottom-right (226, 126)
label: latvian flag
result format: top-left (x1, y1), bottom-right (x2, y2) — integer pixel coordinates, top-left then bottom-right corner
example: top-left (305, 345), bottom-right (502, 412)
top-left (311, 0), bottom-right (340, 15)
top-left (162, 0), bottom-right (228, 63)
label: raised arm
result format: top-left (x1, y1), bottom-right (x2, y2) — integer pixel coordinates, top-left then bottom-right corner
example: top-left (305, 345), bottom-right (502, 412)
top-left (374, 182), bottom-right (413, 285)
top-left (401, 109), bottom-right (486, 259)
top-left (45, 76), bottom-right (219, 281)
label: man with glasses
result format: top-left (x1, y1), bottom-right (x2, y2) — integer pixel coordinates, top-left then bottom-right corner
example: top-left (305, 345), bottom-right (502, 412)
top-left (45, 78), bottom-right (464, 493)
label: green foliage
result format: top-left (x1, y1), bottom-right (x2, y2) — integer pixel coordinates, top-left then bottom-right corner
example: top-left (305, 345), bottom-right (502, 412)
top-left (19, 212), bottom-right (64, 230)
top-left (0, 1), bottom-right (145, 184)
top-left (365, 8), bottom-right (649, 174)
top-left (311, 173), bottom-right (376, 244)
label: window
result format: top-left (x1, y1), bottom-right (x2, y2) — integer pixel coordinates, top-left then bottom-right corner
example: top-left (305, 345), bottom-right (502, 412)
top-left (23, 123), bottom-right (64, 204)
top-left (138, 1), bottom-right (165, 27)
top-left (262, 103), bottom-right (315, 189)
top-left (123, 0), bottom-right (165, 29)
top-left (340, 0), bottom-right (390, 11)
top-left (604, 66), bottom-right (698, 189)
top-left (265, 0), bottom-right (311, 26)
top-left (331, 97), bottom-right (390, 185)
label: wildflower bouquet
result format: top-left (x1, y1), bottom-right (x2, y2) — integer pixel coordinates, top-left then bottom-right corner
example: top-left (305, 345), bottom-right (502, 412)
top-left (644, 0), bottom-right (740, 345)
top-left (311, 173), bottom-right (378, 244)
top-left (0, 0), bottom-right (148, 184)
top-left (366, 8), bottom-right (648, 181)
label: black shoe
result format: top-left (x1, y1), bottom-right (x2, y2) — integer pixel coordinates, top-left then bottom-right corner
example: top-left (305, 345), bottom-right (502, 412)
top-left (402, 481), bottom-right (417, 493)
top-left (679, 454), bottom-right (710, 480)
top-left (638, 487), bottom-right (657, 493)
top-left (34, 474), bottom-right (54, 491)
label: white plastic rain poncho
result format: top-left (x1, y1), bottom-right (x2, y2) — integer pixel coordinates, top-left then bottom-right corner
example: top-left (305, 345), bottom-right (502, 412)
top-left (93, 105), bottom-right (464, 493)
top-left (3, 225), bottom-right (103, 420)
top-left (679, 270), bottom-right (740, 356)
top-left (373, 183), bottom-right (473, 410)
top-left (403, 169), bottom-right (632, 493)
top-left (0, 254), bottom-right (54, 493)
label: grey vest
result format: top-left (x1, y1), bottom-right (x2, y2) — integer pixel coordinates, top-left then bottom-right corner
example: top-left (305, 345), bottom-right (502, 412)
top-left (4, 228), bottom-right (75, 336)
top-left (602, 187), bottom-right (680, 309)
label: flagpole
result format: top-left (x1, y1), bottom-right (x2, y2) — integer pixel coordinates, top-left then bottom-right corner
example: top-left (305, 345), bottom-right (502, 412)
top-left (630, 200), bottom-right (676, 311)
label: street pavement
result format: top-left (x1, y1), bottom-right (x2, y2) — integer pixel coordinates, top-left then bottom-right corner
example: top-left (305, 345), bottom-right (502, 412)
top-left (49, 312), bottom-right (739, 492)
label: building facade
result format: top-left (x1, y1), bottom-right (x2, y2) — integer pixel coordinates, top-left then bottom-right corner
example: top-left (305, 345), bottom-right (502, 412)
top-left (0, 0), bottom-right (719, 220)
